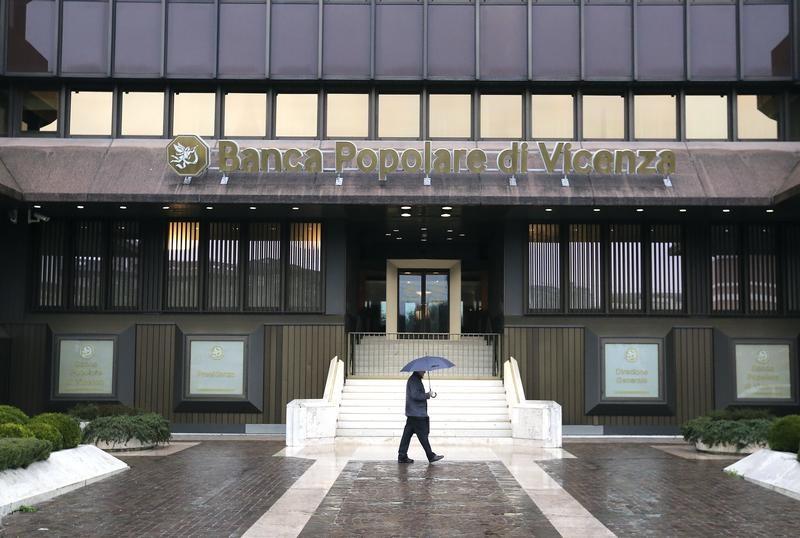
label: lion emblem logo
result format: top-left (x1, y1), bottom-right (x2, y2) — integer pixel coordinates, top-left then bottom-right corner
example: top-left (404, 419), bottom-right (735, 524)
top-left (210, 345), bottom-right (225, 360)
top-left (80, 344), bottom-right (95, 360)
top-left (166, 135), bottom-right (210, 177)
top-left (756, 350), bottom-right (769, 364)
top-left (624, 347), bottom-right (639, 363)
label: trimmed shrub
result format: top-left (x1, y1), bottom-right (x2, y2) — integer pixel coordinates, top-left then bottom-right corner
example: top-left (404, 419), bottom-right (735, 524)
top-left (767, 415), bottom-right (800, 453)
top-left (0, 437), bottom-right (52, 471)
top-left (681, 416), bottom-right (773, 450)
top-left (0, 423), bottom-right (34, 439)
top-left (82, 413), bottom-right (171, 447)
top-left (0, 405), bottom-right (29, 425)
top-left (67, 403), bottom-right (100, 421)
top-left (30, 413), bottom-right (81, 449)
top-left (27, 421), bottom-right (64, 451)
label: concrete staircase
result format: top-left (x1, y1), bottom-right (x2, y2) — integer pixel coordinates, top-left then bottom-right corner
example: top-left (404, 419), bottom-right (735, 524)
top-left (336, 378), bottom-right (511, 440)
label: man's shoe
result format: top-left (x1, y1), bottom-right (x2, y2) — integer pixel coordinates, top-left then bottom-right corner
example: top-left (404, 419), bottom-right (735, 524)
top-left (398, 456), bottom-right (414, 463)
top-left (428, 454), bottom-right (444, 463)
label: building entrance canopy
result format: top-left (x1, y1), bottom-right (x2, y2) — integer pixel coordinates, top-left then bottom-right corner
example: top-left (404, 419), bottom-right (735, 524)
top-left (0, 140), bottom-right (799, 208)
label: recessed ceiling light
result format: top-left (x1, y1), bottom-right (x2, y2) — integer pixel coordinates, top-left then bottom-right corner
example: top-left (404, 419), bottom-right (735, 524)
top-left (385, 233), bottom-right (391, 236)
top-left (459, 233), bottom-right (465, 237)
top-left (447, 229), bottom-right (453, 233)
top-left (77, 205), bottom-right (84, 209)
top-left (441, 213), bottom-right (451, 218)
top-left (421, 238), bottom-right (427, 242)
top-left (420, 227), bottom-right (427, 231)
top-left (446, 237), bottom-right (453, 241)
top-left (401, 213), bottom-right (411, 217)
top-left (679, 208), bottom-right (687, 213)
top-left (162, 206), bottom-right (170, 210)
top-left (396, 237), bottom-right (402, 240)
top-left (393, 229), bottom-right (399, 232)
top-left (249, 206), bottom-right (256, 210)
top-left (119, 205), bottom-right (127, 210)
top-left (442, 206), bottom-right (453, 211)
top-left (401, 205), bottom-right (411, 210)
top-left (544, 208), bottom-right (552, 212)
top-left (206, 206), bottom-right (213, 210)
top-left (722, 208), bottom-right (731, 213)
top-left (292, 206), bottom-right (300, 210)
top-left (636, 208), bottom-right (644, 212)
top-left (593, 208), bottom-right (600, 212)
top-left (33, 204), bottom-right (41, 209)
top-left (766, 209), bottom-right (775, 213)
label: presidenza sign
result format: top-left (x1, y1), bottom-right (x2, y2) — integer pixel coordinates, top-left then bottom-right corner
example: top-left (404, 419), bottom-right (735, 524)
top-left (735, 344), bottom-right (791, 400)
top-left (166, 136), bottom-right (677, 181)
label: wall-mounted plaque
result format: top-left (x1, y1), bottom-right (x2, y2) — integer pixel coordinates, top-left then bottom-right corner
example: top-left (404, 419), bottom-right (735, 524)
top-left (57, 339), bottom-right (115, 396)
top-left (735, 343), bottom-right (791, 400)
top-left (603, 342), bottom-right (661, 400)
top-left (188, 340), bottom-right (246, 397)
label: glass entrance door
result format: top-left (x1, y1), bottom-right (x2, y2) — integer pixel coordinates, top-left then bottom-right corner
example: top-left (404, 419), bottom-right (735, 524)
top-left (398, 271), bottom-right (449, 333)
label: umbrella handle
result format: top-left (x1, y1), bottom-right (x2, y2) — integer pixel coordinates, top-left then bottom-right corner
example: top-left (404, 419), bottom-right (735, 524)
top-left (427, 378), bottom-right (436, 398)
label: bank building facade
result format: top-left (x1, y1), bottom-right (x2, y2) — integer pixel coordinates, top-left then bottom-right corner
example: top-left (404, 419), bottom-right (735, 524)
top-left (0, 0), bottom-right (798, 439)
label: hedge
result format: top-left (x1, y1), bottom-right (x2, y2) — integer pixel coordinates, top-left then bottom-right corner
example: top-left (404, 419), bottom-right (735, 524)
top-left (27, 421), bottom-right (64, 451)
top-left (0, 405), bottom-right (29, 425)
top-left (681, 416), bottom-right (773, 450)
top-left (68, 403), bottom-right (145, 421)
top-left (707, 408), bottom-right (774, 421)
top-left (30, 413), bottom-right (81, 449)
top-left (767, 415), bottom-right (800, 453)
top-left (82, 413), bottom-right (171, 447)
top-left (0, 438), bottom-right (52, 472)
top-left (0, 423), bottom-right (34, 439)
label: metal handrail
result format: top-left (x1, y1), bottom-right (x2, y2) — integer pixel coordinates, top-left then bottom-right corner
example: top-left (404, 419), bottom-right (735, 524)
top-left (347, 332), bottom-right (501, 378)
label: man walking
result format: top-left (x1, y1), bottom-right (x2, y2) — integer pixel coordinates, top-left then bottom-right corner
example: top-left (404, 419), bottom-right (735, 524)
top-left (398, 370), bottom-right (444, 464)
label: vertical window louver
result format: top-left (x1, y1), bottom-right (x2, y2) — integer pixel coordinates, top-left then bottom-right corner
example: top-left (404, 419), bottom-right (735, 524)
top-left (286, 222), bottom-right (323, 312)
top-left (527, 224), bottom-right (561, 311)
top-left (785, 225), bottom-right (800, 313)
top-left (609, 224), bottom-right (642, 312)
top-left (206, 222), bottom-right (241, 311)
top-left (110, 221), bottom-right (140, 309)
top-left (568, 224), bottom-right (602, 311)
top-left (36, 222), bottom-right (66, 309)
top-left (166, 221), bottom-right (201, 310)
top-left (649, 224), bottom-right (683, 312)
top-left (247, 223), bottom-right (282, 310)
top-left (711, 224), bottom-right (741, 313)
top-left (72, 221), bottom-right (105, 309)
top-left (747, 224), bottom-right (778, 313)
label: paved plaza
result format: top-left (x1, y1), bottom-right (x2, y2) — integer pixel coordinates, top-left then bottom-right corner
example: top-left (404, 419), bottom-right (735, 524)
top-left (1, 439), bottom-right (799, 537)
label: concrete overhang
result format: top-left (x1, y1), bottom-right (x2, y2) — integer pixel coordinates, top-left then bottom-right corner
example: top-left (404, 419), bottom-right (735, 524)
top-left (0, 139), bottom-right (798, 207)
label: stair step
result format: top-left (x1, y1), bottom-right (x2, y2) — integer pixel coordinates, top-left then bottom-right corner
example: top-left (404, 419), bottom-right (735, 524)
top-left (340, 392), bottom-right (507, 401)
top-left (337, 406), bottom-right (507, 414)
top-left (337, 421), bottom-right (510, 429)
top-left (336, 428), bottom-right (511, 438)
top-left (345, 379), bottom-right (503, 386)
top-left (338, 413), bottom-right (511, 422)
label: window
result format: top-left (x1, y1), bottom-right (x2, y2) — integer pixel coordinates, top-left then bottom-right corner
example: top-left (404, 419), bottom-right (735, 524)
top-left (7, 0), bottom-right (56, 73)
top-left (326, 93), bottom-right (369, 138)
top-left (20, 89), bottom-right (59, 133)
top-left (61, 0), bottom-right (109, 74)
top-left (246, 223), bottom-right (281, 310)
top-left (275, 93), bottom-right (318, 137)
top-left (584, 3), bottom-right (632, 79)
top-left (69, 91), bottom-right (112, 136)
top-left (569, 224), bottom-right (602, 311)
top-left (72, 221), bottom-right (105, 309)
top-left (650, 225), bottom-right (683, 313)
top-left (36, 223), bottom-right (67, 308)
top-left (223, 93), bottom-right (266, 137)
top-left (114, 0), bottom-right (162, 75)
top-left (532, 95), bottom-right (574, 139)
top-left (110, 222), bottom-right (140, 310)
top-left (609, 225), bottom-right (642, 312)
top-left (378, 94), bottom-right (420, 139)
top-left (121, 91), bottom-right (164, 136)
top-left (0, 89), bottom-right (8, 136)
top-left (206, 222), bottom-right (241, 311)
top-left (790, 94), bottom-right (800, 141)
top-left (582, 95), bottom-right (624, 139)
top-left (218, 0), bottom-right (267, 77)
top-left (711, 225), bottom-right (741, 313)
top-left (166, 221), bottom-right (201, 310)
top-left (429, 94), bottom-right (471, 138)
top-left (530, 4), bottom-right (580, 79)
top-left (634, 95), bottom-right (676, 140)
top-left (636, 4), bottom-right (684, 80)
top-left (480, 95), bottom-right (521, 139)
top-left (689, 3), bottom-right (737, 79)
top-left (741, 2), bottom-right (791, 78)
top-left (528, 224), bottom-right (561, 312)
top-left (785, 225), bottom-right (800, 312)
top-left (166, 0), bottom-right (216, 76)
top-left (172, 92), bottom-right (215, 137)
top-left (737, 95), bottom-right (778, 140)
top-left (746, 225), bottom-right (778, 313)
top-left (286, 223), bottom-right (323, 312)
top-left (685, 95), bottom-right (728, 140)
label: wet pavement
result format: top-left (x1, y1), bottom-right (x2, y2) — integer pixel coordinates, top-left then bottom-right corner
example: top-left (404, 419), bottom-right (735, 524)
top-left (1, 440), bottom-right (799, 537)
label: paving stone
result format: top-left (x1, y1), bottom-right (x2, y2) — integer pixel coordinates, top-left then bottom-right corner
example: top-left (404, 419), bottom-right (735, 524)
top-left (300, 461), bottom-right (561, 537)
top-left (539, 443), bottom-right (800, 538)
top-left (0, 441), bottom-right (310, 538)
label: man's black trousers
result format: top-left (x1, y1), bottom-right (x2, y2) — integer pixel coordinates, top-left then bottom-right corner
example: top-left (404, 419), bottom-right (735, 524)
top-left (398, 416), bottom-right (434, 460)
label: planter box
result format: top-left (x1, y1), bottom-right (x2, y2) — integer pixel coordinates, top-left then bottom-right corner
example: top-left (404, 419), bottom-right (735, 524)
top-left (695, 440), bottom-right (765, 455)
top-left (93, 439), bottom-right (156, 451)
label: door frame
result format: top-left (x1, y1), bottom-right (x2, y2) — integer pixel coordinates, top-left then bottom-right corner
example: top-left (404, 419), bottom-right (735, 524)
top-left (396, 268), bottom-right (451, 333)
top-left (386, 259), bottom-right (461, 334)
